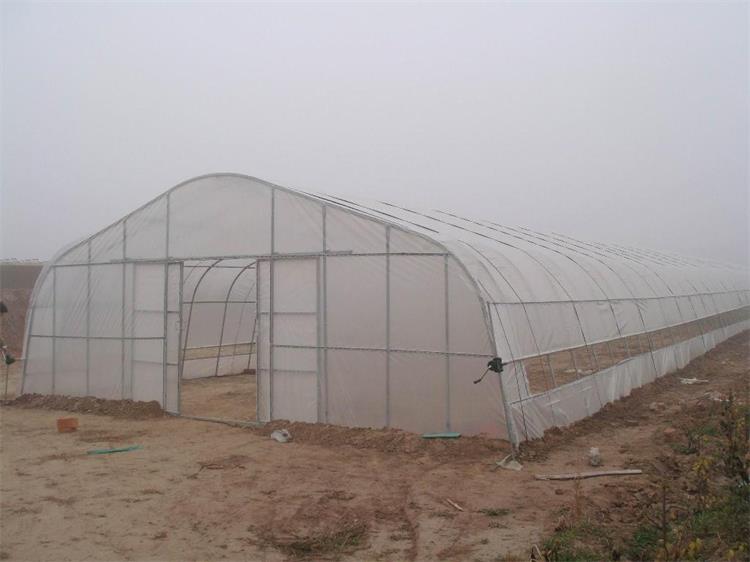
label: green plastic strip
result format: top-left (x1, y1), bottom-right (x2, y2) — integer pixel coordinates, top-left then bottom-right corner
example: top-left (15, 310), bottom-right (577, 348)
top-left (421, 432), bottom-right (461, 439)
top-left (87, 445), bottom-right (142, 455)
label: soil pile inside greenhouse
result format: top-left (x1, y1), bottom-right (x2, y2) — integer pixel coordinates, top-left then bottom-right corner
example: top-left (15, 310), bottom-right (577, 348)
top-left (8, 393), bottom-right (164, 420)
top-left (0, 331), bottom-right (747, 561)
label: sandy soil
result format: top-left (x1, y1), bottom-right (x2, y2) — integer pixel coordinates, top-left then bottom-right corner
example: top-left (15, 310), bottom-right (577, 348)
top-left (0, 332), bottom-right (747, 561)
top-left (180, 373), bottom-right (257, 421)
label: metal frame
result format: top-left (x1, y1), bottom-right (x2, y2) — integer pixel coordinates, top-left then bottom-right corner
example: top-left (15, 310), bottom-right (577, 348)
top-left (86, 241), bottom-right (91, 395)
top-left (51, 267), bottom-right (56, 394)
top-left (443, 255), bottom-right (451, 431)
top-left (121, 220), bottom-right (127, 398)
top-left (261, 255), bottom-right (321, 422)
top-left (20, 172), bottom-right (750, 450)
top-left (213, 262), bottom-right (256, 377)
top-left (385, 226), bottom-right (391, 427)
top-left (322, 206), bottom-right (329, 422)
top-left (255, 259), bottom-right (263, 421)
top-left (268, 189), bottom-right (275, 419)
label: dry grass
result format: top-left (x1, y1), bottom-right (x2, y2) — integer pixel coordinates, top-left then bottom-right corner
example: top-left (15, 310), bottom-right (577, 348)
top-left (262, 519), bottom-right (368, 560)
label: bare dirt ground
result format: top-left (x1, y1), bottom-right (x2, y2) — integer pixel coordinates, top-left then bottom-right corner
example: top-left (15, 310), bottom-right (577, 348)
top-left (180, 373), bottom-right (257, 421)
top-left (0, 332), bottom-right (747, 562)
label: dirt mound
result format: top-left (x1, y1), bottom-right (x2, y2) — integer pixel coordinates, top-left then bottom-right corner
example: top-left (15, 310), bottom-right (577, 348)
top-left (7, 393), bottom-right (164, 420)
top-left (258, 420), bottom-right (509, 460)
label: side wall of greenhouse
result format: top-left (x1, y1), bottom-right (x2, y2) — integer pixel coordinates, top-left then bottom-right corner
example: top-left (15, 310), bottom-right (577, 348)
top-left (489, 290), bottom-right (749, 442)
top-left (21, 175), bottom-right (507, 438)
top-left (315, 201), bottom-right (750, 445)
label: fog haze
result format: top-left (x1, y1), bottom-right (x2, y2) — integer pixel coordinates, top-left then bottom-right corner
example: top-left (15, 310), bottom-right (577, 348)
top-left (1, 2), bottom-right (748, 265)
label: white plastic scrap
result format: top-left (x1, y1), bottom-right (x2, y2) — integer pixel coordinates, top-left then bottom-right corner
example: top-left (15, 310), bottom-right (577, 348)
top-left (679, 378), bottom-right (709, 385)
top-left (588, 447), bottom-right (602, 467)
top-left (270, 429), bottom-right (292, 443)
top-left (496, 454), bottom-right (523, 471)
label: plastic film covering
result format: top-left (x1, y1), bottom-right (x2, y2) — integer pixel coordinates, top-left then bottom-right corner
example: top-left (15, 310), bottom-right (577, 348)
top-left (21, 173), bottom-right (749, 446)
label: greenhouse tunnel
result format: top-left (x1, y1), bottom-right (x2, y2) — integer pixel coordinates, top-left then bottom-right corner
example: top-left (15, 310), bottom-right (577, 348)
top-left (21, 174), bottom-right (750, 447)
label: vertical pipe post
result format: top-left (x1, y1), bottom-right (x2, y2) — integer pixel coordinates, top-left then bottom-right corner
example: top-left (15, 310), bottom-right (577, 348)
top-left (163, 193), bottom-right (171, 407)
top-left (177, 261), bottom-right (183, 414)
top-left (444, 255), bottom-right (450, 431)
top-left (86, 242), bottom-right (91, 395)
top-left (315, 254), bottom-right (322, 422)
top-left (632, 302), bottom-right (660, 381)
top-left (589, 343), bottom-right (601, 373)
top-left (166, 192), bottom-right (171, 260)
top-left (322, 206), bottom-right (328, 423)
top-left (121, 220), bottom-right (127, 399)
top-left (255, 263), bottom-right (261, 421)
top-left (545, 354), bottom-right (558, 388)
top-left (245, 295), bottom-right (258, 372)
top-left (385, 226), bottom-right (391, 428)
top-left (129, 259), bottom-right (136, 397)
top-left (268, 188), bottom-right (275, 420)
top-left (569, 349), bottom-right (580, 379)
top-left (51, 267), bottom-right (57, 395)
top-left (215, 265), bottom-right (256, 378)
top-left (162, 261), bottom-right (168, 408)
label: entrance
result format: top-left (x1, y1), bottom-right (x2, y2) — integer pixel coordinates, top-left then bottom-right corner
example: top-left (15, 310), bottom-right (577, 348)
top-left (178, 259), bottom-right (258, 421)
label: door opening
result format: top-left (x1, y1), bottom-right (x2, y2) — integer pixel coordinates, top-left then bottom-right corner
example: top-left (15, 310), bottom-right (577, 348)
top-left (178, 258), bottom-right (259, 421)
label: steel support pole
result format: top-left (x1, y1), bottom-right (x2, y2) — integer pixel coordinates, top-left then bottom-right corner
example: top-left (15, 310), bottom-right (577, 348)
top-left (129, 262), bottom-right (136, 398)
top-left (163, 194), bottom-right (171, 407)
top-left (246, 306), bottom-right (258, 371)
top-left (322, 205), bottom-right (328, 423)
top-left (443, 255), bottom-right (450, 431)
top-left (632, 304), bottom-right (660, 382)
top-left (86, 242), bottom-right (91, 395)
top-left (51, 267), bottom-right (56, 395)
top-left (385, 226), bottom-right (391, 428)
top-left (177, 261), bottom-right (183, 414)
top-left (255, 264), bottom-right (261, 421)
top-left (163, 261), bottom-right (169, 407)
top-left (121, 220), bottom-right (127, 399)
top-left (214, 264), bottom-right (255, 378)
top-left (569, 349), bottom-right (580, 379)
top-left (179, 259), bottom-right (222, 373)
top-left (315, 254), bottom-right (322, 422)
top-left (268, 188), bottom-right (275, 420)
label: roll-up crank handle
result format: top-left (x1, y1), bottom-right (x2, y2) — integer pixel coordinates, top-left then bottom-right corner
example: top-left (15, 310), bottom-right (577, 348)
top-left (473, 357), bottom-right (504, 384)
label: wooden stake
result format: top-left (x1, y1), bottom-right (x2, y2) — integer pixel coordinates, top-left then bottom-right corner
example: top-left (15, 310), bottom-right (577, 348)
top-left (535, 469), bottom-right (642, 481)
top-left (444, 498), bottom-right (464, 511)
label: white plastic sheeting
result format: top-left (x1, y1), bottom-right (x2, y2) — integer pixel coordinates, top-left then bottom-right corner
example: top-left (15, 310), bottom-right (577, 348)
top-left (22, 174), bottom-right (750, 445)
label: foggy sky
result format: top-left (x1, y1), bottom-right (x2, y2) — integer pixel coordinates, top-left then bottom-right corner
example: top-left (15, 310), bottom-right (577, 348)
top-left (1, 1), bottom-right (748, 266)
